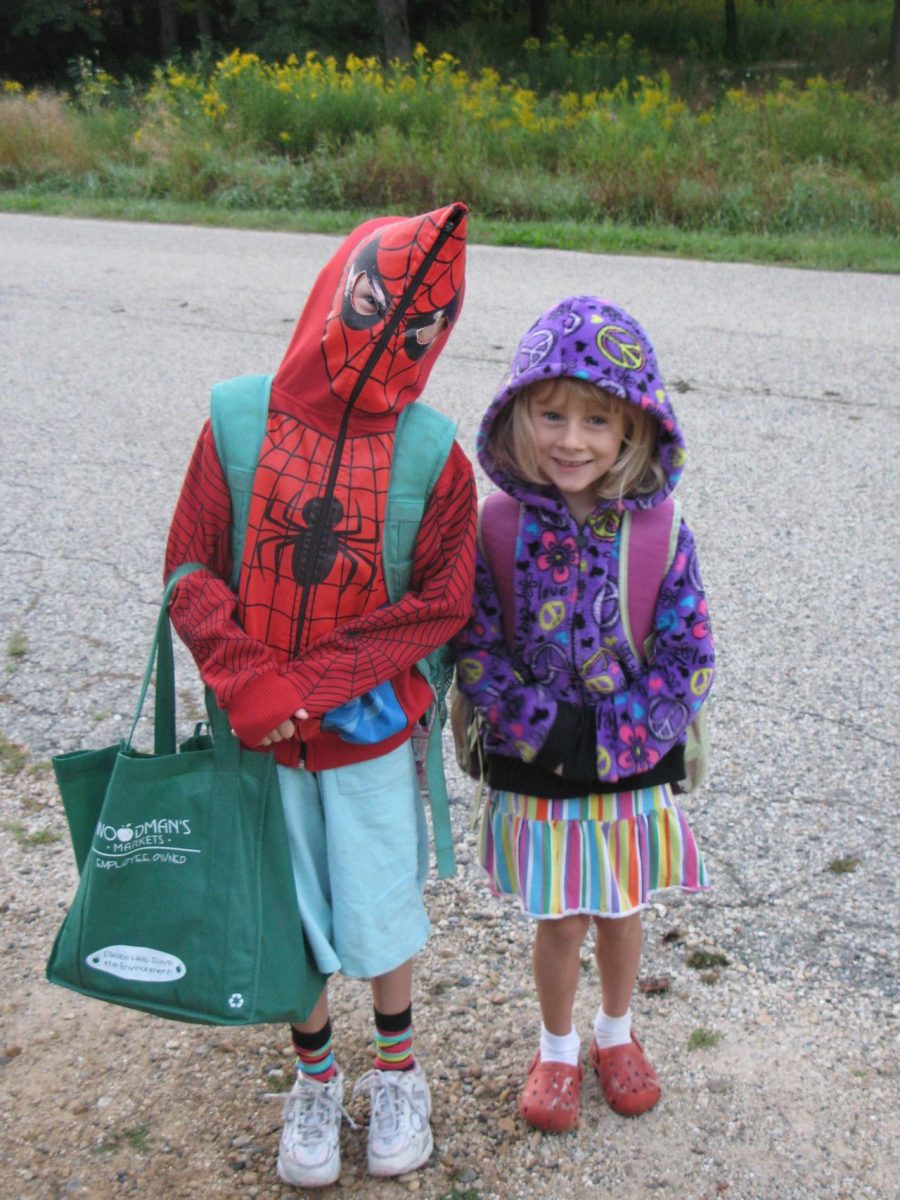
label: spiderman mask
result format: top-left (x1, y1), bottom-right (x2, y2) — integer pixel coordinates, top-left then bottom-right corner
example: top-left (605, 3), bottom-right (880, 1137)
top-left (322, 202), bottom-right (467, 415)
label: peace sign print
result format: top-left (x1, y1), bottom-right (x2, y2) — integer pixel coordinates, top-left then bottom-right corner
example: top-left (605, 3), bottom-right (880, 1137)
top-left (591, 320), bottom-right (646, 371)
top-left (562, 309), bottom-right (584, 336)
top-left (514, 327), bottom-right (556, 377)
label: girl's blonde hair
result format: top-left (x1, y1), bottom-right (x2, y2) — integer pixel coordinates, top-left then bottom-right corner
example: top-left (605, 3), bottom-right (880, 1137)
top-left (489, 377), bottom-right (665, 502)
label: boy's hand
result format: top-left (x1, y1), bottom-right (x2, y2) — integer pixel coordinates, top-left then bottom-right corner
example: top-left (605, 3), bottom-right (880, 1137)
top-left (253, 708), bottom-right (309, 747)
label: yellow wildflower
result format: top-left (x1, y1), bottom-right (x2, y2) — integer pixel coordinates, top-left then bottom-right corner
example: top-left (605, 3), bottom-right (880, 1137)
top-left (201, 91), bottom-right (226, 119)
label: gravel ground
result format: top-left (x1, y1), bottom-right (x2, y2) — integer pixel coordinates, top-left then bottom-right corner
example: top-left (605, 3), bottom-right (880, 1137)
top-left (1, 738), bottom-right (897, 1200)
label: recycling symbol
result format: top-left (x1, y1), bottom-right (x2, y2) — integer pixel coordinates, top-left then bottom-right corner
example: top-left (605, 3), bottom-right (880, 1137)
top-left (227, 993), bottom-right (245, 1009)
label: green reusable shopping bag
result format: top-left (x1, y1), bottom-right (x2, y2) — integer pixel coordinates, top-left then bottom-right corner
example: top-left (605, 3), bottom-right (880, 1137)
top-left (46, 564), bottom-right (327, 1025)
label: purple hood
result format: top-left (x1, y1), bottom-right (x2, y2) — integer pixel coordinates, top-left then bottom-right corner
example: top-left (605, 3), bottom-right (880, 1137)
top-left (477, 295), bottom-right (686, 512)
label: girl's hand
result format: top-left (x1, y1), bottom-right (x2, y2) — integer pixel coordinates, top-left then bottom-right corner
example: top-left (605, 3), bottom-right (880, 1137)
top-left (257, 708), bottom-right (309, 747)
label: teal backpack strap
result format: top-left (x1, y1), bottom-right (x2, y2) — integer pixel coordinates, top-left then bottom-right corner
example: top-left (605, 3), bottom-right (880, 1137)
top-left (383, 402), bottom-right (457, 602)
top-left (210, 374), bottom-right (273, 590)
top-left (385, 402), bottom-right (458, 878)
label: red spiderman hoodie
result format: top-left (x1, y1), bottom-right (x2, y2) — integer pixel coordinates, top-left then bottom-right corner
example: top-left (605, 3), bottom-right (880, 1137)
top-left (165, 202), bottom-right (476, 769)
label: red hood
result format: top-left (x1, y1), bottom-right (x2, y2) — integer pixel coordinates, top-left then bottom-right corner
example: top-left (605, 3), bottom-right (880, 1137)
top-left (271, 203), bottom-right (468, 433)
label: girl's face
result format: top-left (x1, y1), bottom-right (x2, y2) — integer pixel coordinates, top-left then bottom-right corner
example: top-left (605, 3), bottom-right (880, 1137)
top-left (527, 385), bottom-right (625, 520)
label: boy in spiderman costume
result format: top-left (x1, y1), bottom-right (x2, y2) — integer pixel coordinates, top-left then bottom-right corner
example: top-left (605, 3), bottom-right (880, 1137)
top-left (165, 202), bottom-right (475, 1186)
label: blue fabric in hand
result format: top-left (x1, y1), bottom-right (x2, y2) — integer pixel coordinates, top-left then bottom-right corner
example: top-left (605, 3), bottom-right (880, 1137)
top-left (321, 681), bottom-right (408, 744)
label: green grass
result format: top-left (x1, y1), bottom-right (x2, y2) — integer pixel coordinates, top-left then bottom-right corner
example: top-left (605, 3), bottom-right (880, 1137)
top-left (2, 46), bottom-right (896, 273)
top-left (92, 1124), bottom-right (152, 1154)
top-left (688, 1028), bottom-right (722, 1051)
top-left (6, 631), bottom-right (28, 659)
top-left (1, 190), bottom-right (895, 272)
top-left (264, 1068), bottom-right (294, 1093)
top-left (827, 855), bottom-right (861, 874)
top-left (686, 949), bottom-right (730, 970)
top-left (1, 821), bottom-right (61, 848)
top-left (0, 731), bottom-right (27, 774)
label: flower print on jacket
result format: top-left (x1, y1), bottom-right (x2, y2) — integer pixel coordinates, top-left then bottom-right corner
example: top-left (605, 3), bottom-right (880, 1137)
top-left (455, 295), bottom-right (715, 793)
top-left (536, 529), bottom-right (579, 583)
top-left (617, 721), bottom-right (660, 773)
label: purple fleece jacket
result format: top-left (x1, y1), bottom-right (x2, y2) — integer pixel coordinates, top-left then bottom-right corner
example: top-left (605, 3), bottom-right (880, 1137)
top-left (455, 295), bottom-right (715, 798)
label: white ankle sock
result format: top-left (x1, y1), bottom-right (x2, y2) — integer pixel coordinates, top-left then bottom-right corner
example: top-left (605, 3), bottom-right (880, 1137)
top-left (593, 1007), bottom-right (632, 1049)
top-left (539, 1024), bottom-right (581, 1066)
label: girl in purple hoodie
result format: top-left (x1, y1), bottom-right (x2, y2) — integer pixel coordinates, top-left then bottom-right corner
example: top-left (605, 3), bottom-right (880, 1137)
top-left (455, 295), bottom-right (714, 1132)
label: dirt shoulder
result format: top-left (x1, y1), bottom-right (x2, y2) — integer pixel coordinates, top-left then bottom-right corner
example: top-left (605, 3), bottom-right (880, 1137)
top-left (1, 758), bottom-right (897, 1200)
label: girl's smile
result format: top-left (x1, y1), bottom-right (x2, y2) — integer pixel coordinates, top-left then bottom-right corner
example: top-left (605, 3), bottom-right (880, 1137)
top-left (528, 387), bottom-right (625, 521)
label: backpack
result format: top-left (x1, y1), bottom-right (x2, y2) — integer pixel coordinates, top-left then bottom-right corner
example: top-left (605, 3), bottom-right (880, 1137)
top-left (210, 373), bottom-right (459, 877)
top-left (451, 491), bottom-right (709, 795)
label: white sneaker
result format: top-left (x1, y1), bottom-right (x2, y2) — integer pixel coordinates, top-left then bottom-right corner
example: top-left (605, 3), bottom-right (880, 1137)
top-left (273, 1071), bottom-right (348, 1188)
top-left (353, 1061), bottom-right (434, 1177)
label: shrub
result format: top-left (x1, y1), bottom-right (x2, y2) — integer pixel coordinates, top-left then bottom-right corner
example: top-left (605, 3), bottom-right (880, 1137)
top-left (0, 91), bottom-right (92, 177)
top-left (1, 47), bottom-right (896, 239)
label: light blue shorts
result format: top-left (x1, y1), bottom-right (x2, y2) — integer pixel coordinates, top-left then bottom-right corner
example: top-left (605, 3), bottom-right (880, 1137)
top-left (276, 743), bottom-right (430, 980)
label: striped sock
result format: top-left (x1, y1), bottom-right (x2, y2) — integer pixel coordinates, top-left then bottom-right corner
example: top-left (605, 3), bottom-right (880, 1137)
top-left (373, 1004), bottom-right (414, 1072)
top-left (291, 1019), bottom-right (338, 1083)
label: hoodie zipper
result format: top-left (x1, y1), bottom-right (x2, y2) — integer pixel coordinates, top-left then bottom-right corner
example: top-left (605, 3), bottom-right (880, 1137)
top-left (291, 204), bottom-right (465, 649)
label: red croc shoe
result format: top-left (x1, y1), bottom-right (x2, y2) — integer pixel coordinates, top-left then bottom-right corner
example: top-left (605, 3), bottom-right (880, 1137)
top-left (589, 1033), bottom-right (661, 1117)
top-left (517, 1053), bottom-right (583, 1133)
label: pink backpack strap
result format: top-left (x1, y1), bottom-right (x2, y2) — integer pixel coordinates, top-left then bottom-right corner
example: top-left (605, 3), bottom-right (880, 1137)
top-left (622, 496), bottom-right (679, 660)
top-left (478, 491), bottom-right (520, 653)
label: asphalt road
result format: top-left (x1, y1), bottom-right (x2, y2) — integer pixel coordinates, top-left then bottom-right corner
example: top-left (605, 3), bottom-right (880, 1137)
top-left (1, 213), bottom-right (898, 1007)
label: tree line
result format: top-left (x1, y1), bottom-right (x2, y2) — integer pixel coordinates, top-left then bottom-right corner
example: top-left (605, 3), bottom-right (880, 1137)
top-left (2, 0), bottom-right (500, 85)
top-left (2, 1), bottom-right (898, 91)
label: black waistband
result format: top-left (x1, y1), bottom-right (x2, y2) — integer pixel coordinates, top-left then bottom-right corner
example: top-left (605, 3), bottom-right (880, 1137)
top-left (484, 743), bottom-right (685, 799)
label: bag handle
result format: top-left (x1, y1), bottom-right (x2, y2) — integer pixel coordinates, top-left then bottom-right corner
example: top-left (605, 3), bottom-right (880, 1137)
top-left (128, 563), bottom-right (206, 755)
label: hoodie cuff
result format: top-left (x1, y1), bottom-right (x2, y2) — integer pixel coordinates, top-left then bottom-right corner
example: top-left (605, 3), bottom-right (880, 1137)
top-left (227, 671), bottom-right (307, 747)
top-left (535, 701), bottom-right (597, 779)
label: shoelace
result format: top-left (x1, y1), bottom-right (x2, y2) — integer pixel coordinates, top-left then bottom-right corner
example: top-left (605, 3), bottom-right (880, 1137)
top-left (264, 1075), bottom-right (358, 1132)
top-left (352, 1069), bottom-right (425, 1137)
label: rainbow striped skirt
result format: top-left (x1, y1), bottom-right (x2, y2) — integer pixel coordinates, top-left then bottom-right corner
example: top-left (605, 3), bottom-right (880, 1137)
top-left (479, 784), bottom-right (709, 919)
